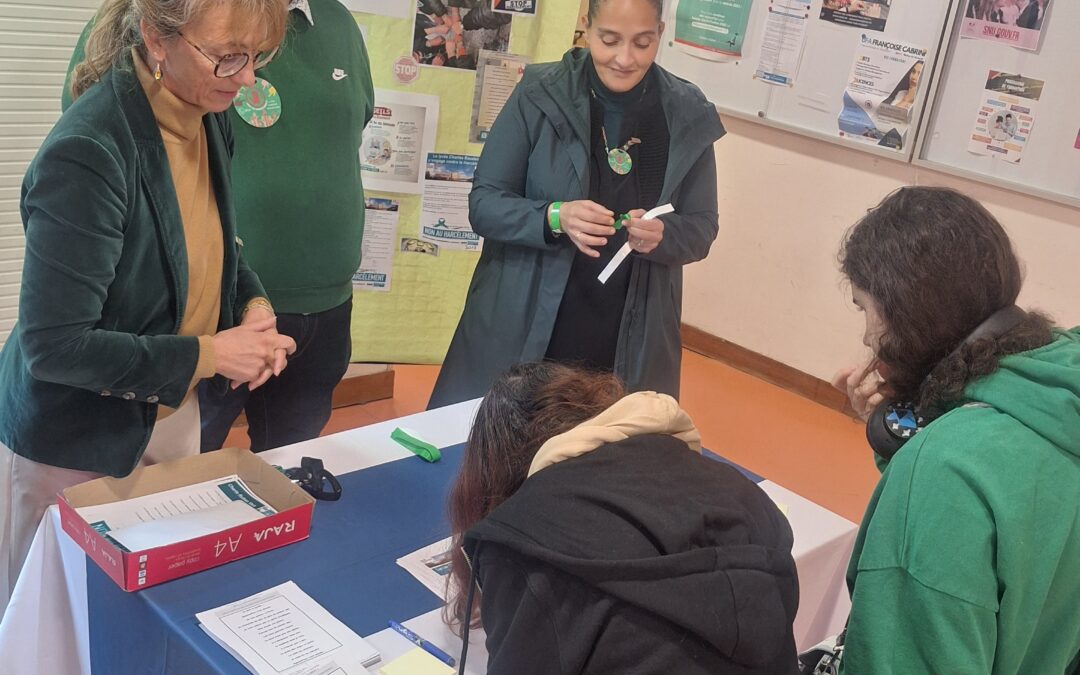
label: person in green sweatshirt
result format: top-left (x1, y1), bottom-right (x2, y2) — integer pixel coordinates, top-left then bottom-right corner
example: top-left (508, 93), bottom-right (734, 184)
top-left (63, 0), bottom-right (374, 452)
top-left (831, 186), bottom-right (1080, 673)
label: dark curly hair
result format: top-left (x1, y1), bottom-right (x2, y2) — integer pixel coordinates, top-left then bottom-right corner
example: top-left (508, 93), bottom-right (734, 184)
top-left (588, 0), bottom-right (664, 23)
top-left (840, 186), bottom-right (1054, 417)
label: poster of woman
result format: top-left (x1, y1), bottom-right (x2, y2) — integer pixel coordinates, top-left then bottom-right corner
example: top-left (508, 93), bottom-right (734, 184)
top-left (961, 0), bottom-right (1050, 51)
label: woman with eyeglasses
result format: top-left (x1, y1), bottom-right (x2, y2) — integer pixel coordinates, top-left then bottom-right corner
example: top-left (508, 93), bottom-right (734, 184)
top-left (0, 0), bottom-right (295, 615)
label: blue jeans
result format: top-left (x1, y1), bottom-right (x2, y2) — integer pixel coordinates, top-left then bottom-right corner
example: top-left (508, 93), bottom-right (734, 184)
top-left (198, 298), bottom-right (353, 452)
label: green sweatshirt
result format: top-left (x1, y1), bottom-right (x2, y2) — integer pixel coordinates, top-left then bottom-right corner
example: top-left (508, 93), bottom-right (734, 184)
top-left (842, 327), bottom-right (1080, 674)
top-left (63, 0), bottom-right (374, 314)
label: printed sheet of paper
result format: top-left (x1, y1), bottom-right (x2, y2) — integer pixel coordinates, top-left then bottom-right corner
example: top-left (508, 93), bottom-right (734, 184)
top-left (968, 71), bottom-right (1044, 164)
top-left (413, 2), bottom-right (512, 71)
top-left (354, 198), bottom-right (400, 292)
top-left (837, 34), bottom-right (928, 151)
top-left (820, 0), bottom-right (889, 32)
top-left (75, 475), bottom-right (275, 551)
top-left (197, 581), bottom-right (380, 675)
top-left (959, 0), bottom-right (1050, 51)
top-left (754, 0), bottom-right (812, 86)
top-left (672, 0), bottom-right (755, 60)
top-left (396, 537), bottom-right (454, 601)
top-left (493, 0), bottom-right (538, 16)
top-left (339, 0), bottom-right (411, 18)
top-left (419, 154), bottom-right (482, 251)
top-left (360, 90), bottom-right (439, 195)
top-left (470, 50), bottom-right (529, 143)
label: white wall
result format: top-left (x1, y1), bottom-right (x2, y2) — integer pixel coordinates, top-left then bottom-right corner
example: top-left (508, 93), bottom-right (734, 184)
top-left (684, 116), bottom-right (1080, 382)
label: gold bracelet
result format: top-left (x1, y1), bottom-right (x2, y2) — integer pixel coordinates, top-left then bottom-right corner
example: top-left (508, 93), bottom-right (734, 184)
top-left (242, 297), bottom-right (275, 317)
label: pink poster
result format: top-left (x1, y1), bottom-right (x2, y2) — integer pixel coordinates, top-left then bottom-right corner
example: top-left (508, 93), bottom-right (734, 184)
top-left (960, 0), bottom-right (1049, 51)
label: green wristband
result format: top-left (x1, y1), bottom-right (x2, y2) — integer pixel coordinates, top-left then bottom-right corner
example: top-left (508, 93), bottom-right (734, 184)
top-left (548, 202), bottom-right (563, 234)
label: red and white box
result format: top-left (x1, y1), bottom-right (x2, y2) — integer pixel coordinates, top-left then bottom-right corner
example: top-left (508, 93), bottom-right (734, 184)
top-left (58, 447), bottom-right (315, 591)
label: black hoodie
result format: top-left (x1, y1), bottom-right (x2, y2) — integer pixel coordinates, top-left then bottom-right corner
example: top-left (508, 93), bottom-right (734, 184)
top-left (463, 434), bottom-right (800, 674)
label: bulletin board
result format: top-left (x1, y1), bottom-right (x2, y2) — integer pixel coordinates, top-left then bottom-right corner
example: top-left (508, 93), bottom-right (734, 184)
top-left (347, 0), bottom-right (580, 364)
top-left (914, 0), bottom-right (1080, 208)
top-left (654, 0), bottom-right (954, 161)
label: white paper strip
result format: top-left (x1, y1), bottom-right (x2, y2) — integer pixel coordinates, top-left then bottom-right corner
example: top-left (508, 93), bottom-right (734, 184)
top-left (597, 203), bottom-right (674, 284)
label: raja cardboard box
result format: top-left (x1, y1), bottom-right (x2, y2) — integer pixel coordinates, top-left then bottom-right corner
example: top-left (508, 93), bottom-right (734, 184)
top-left (58, 447), bottom-right (315, 591)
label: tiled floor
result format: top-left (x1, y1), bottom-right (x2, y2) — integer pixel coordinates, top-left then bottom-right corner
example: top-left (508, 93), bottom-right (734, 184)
top-left (226, 352), bottom-right (880, 523)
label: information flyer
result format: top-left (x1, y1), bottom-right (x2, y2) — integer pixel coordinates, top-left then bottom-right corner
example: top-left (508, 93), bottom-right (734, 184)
top-left (837, 34), bottom-right (927, 151)
top-left (820, 0), bottom-right (890, 31)
top-left (419, 153), bottom-right (483, 251)
top-left (353, 198), bottom-right (400, 292)
top-left (493, 0), bottom-right (538, 15)
top-left (340, 0), bottom-right (411, 18)
top-left (754, 0), bottom-right (811, 86)
top-left (360, 90), bottom-right (439, 194)
top-left (673, 0), bottom-right (755, 59)
top-left (960, 0), bottom-right (1050, 51)
top-left (968, 71), bottom-right (1044, 164)
top-left (470, 50), bottom-right (530, 143)
top-left (413, 1), bottom-right (512, 71)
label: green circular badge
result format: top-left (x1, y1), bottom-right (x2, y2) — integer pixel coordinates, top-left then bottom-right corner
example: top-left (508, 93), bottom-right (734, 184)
top-left (232, 77), bottom-right (281, 128)
top-left (607, 148), bottom-right (633, 175)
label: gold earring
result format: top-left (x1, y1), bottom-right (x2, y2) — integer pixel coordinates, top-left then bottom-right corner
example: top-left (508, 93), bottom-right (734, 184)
top-left (153, 63), bottom-right (162, 80)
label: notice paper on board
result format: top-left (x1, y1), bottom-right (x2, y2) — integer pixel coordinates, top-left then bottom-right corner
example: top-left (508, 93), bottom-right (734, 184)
top-left (967, 71), bottom-right (1044, 164)
top-left (197, 581), bottom-right (381, 675)
top-left (837, 34), bottom-right (928, 151)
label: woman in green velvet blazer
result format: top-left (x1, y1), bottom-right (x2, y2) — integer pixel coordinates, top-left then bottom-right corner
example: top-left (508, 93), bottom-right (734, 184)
top-left (0, 0), bottom-right (295, 613)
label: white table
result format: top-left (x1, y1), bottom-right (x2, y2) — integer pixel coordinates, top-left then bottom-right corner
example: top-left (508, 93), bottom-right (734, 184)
top-left (0, 399), bottom-right (855, 674)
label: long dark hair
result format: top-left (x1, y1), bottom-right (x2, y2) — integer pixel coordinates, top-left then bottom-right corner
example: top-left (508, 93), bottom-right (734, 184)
top-left (840, 186), bottom-right (1053, 417)
top-left (444, 362), bottom-right (624, 630)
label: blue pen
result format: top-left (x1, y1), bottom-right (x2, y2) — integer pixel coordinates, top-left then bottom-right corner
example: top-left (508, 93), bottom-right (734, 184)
top-left (387, 620), bottom-right (457, 667)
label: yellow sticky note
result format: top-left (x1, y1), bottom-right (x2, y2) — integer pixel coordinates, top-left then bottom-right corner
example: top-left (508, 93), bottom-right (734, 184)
top-left (379, 647), bottom-right (454, 675)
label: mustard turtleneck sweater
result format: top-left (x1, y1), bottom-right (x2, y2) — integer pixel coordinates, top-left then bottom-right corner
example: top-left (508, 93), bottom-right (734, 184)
top-left (134, 51), bottom-right (222, 416)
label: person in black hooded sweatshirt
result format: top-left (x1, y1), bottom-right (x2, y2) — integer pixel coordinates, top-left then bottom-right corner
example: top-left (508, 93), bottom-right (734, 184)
top-left (444, 362), bottom-right (800, 674)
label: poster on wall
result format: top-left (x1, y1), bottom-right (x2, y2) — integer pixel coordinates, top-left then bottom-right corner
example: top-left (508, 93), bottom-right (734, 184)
top-left (413, 0), bottom-right (513, 70)
top-left (360, 89), bottom-right (440, 194)
top-left (672, 0), bottom-right (755, 60)
top-left (573, 0), bottom-right (590, 47)
top-left (353, 198), bottom-right (400, 292)
top-left (959, 0), bottom-right (1049, 51)
top-left (419, 153), bottom-right (483, 251)
top-left (753, 0), bottom-right (811, 86)
top-left (340, 0), bottom-right (411, 18)
top-left (493, 0), bottom-right (538, 16)
top-left (968, 71), bottom-right (1044, 164)
top-left (820, 0), bottom-right (889, 32)
top-left (837, 34), bottom-right (927, 151)
top-left (470, 50), bottom-right (529, 143)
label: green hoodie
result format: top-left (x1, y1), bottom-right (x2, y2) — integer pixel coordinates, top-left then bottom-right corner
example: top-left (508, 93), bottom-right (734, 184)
top-left (842, 327), bottom-right (1080, 674)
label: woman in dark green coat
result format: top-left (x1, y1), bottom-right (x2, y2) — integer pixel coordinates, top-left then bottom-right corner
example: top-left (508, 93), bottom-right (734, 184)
top-left (429, 0), bottom-right (724, 409)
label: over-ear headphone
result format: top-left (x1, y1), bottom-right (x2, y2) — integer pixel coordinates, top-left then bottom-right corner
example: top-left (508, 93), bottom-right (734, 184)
top-left (866, 304), bottom-right (1028, 462)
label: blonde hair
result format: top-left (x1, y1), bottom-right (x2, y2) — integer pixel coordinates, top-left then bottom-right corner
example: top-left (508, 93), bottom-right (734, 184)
top-left (69, 0), bottom-right (288, 101)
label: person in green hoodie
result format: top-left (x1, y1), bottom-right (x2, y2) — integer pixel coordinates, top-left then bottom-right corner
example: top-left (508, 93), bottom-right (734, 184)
top-left (832, 186), bottom-right (1080, 673)
top-left (428, 0), bottom-right (725, 408)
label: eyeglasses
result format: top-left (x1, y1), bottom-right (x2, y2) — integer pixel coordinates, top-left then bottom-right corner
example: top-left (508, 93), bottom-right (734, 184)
top-left (177, 32), bottom-right (278, 78)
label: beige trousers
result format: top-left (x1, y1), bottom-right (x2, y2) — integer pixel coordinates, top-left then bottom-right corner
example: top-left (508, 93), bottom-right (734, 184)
top-left (0, 394), bottom-right (200, 620)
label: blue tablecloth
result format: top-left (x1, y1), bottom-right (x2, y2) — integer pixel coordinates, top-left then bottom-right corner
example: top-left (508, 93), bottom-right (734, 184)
top-left (87, 444), bottom-right (760, 673)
